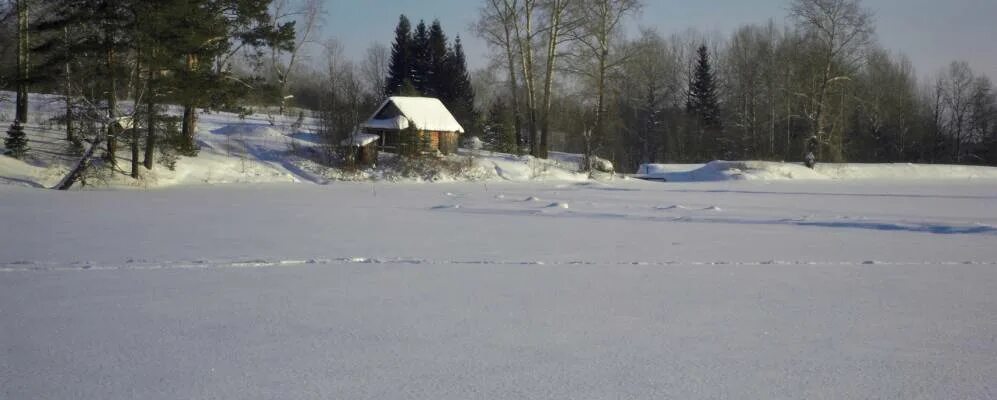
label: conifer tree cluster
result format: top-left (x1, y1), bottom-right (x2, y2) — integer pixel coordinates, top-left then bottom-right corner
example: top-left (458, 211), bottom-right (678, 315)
top-left (483, 99), bottom-right (516, 153)
top-left (686, 45), bottom-right (723, 158)
top-left (16, 0), bottom-right (294, 181)
top-left (385, 15), bottom-right (477, 135)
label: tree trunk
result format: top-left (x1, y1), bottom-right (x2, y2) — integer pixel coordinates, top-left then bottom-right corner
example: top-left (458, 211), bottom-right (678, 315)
top-left (182, 105), bottom-right (197, 150)
top-left (537, 0), bottom-right (569, 158)
top-left (56, 136), bottom-right (102, 190)
top-left (784, 66), bottom-right (793, 160)
top-left (514, 1), bottom-right (539, 157)
top-left (130, 57), bottom-right (141, 179)
top-left (144, 62), bottom-right (156, 170)
top-left (589, 50), bottom-right (608, 170)
top-left (15, 0), bottom-right (29, 124)
top-left (808, 55), bottom-right (833, 163)
top-left (63, 27), bottom-right (74, 143)
top-left (502, 24), bottom-right (524, 153)
top-left (538, 0), bottom-right (564, 160)
top-left (104, 26), bottom-right (119, 165)
top-left (181, 53), bottom-right (199, 150)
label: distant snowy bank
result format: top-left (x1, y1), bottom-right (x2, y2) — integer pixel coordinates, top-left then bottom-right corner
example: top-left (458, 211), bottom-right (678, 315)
top-left (637, 161), bottom-right (997, 182)
top-left (3, 92), bottom-right (997, 189)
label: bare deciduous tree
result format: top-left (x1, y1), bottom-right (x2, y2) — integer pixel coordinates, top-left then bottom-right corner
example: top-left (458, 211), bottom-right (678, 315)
top-left (271, 0), bottom-right (323, 115)
top-left (568, 0), bottom-right (641, 167)
top-left (789, 0), bottom-right (873, 162)
top-left (476, 0), bottom-right (524, 151)
top-left (616, 29), bottom-right (679, 168)
top-left (359, 42), bottom-right (389, 102)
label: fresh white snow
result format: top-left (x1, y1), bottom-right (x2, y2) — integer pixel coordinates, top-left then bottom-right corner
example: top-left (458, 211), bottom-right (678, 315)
top-left (638, 160), bottom-right (997, 182)
top-left (3, 92), bottom-right (997, 399)
top-left (2, 180), bottom-right (997, 399)
top-left (340, 132), bottom-right (381, 146)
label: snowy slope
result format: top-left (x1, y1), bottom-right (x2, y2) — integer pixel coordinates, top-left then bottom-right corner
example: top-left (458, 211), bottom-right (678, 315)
top-left (0, 92), bottom-right (592, 188)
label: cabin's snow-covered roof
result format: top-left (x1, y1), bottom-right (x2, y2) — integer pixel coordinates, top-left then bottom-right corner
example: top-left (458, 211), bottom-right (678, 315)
top-left (340, 133), bottom-right (380, 146)
top-left (362, 116), bottom-right (410, 131)
top-left (364, 97), bottom-right (464, 133)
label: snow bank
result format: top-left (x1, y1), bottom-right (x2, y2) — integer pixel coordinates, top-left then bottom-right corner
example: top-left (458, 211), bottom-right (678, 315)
top-left (296, 151), bottom-right (589, 183)
top-left (638, 161), bottom-right (997, 182)
top-left (0, 155), bottom-right (66, 188)
top-left (816, 163), bottom-right (997, 180)
top-left (480, 152), bottom-right (588, 182)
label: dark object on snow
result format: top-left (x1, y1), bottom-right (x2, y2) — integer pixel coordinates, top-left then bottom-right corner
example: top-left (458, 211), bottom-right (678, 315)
top-left (341, 133), bottom-right (380, 166)
top-left (804, 135), bottom-right (819, 169)
top-left (804, 152), bottom-right (817, 169)
top-left (56, 136), bottom-right (104, 190)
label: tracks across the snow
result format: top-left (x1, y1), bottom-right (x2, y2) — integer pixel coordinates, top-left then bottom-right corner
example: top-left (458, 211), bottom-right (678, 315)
top-left (3, 256), bottom-right (996, 272)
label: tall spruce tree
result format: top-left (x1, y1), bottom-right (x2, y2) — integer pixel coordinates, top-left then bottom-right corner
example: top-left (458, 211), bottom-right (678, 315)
top-left (426, 19), bottom-right (448, 99)
top-left (384, 15), bottom-right (412, 96)
top-left (686, 44), bottom-right (722, 159)
top-left (446, 36), bottom-right (476, 135)
top-left (410, 20), bottom-right (431, 95)
top-left (35, 0), bottom-right (135, 163)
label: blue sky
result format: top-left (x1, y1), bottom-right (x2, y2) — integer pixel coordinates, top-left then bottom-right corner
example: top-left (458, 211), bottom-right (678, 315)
top-left (319, 0), bottom-right (997, 80)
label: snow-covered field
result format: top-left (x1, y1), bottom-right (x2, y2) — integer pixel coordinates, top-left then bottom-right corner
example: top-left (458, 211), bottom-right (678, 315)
top-left (3, 93), bottom-right (997, 398)
top-left (3, 179), bottom-right (997, 399)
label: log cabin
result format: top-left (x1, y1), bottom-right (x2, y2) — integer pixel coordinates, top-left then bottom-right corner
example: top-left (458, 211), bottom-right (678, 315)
top-left (360, 96), bottom-right (464, 155)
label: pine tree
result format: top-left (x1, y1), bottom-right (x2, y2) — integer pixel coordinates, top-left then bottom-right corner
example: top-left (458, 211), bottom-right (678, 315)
top-left (485, 98), bottom-right (516, 153)
top-left (384, 15), bottom-right (412, 96)
top-left (34, 0), bottom-right (135, 164)
top-left (5, 121), bottom-right (30, 159)
top-left (686, 44), bottom-right (722, 159)
top-left (445, 36), bottom-right (477, 136)
top-left (410, 20), bottom-right (431, 96)
top-left (426, 19), bottom-right (449, 99)
top-left (172, 0), bottom-right (291, 153)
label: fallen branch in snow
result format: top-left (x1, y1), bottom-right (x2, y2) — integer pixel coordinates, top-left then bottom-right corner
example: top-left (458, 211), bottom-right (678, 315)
top-left (53, 136), bottom-right (102, 190)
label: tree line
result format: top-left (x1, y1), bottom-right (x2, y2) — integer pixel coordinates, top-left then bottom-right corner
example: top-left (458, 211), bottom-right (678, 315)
top-left (382, 16), bottom-right (476, 138)
top-left (1, 0), bottom-right (301, 183)
top-left (309, 15), bottom-right (477, 165)
top-left (5, 0), bottom-right (996, 176)
top-left (475, 0), bottom-right (997, 171)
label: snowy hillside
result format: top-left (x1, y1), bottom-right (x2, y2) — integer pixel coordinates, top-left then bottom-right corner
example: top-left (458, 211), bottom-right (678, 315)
top-left (0, 92), bottom-right (590, 188)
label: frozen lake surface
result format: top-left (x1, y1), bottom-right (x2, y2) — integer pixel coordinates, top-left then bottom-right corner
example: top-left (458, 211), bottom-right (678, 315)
top-left (2, 179), bottom-right (996, 399)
